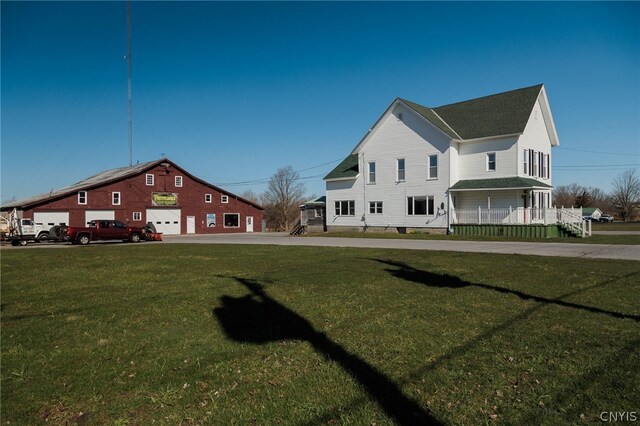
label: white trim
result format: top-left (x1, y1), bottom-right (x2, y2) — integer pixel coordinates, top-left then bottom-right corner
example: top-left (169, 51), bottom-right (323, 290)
top-left (367, 161), bottom-right (376, 184)
top-left (454, 132), bottom-right (523, 143)
top-left (396, 158), bottom-right (406, 182)
top-left (205, 193), bottom-right (212, 203)
top-left (146, 174), bottom-right (154, 186)
top-left (112, 191), bottom-right (121, 205)
top-left (78, 191), bottom-right (87, 205)
top-left (175, 176), bottom-right (183, 187)
top-left (221, 195), bottom-right (229, 204)
top-left (133, 211), bottom-right (142, 221)
top-left (486, 152), bottom-right (497, 172)
top-left (325, 174), bottom-right (360, 182)
top-left (538, 86), bottom-right (560, 147)
top-left (449, 186), bottom-right (553, 192)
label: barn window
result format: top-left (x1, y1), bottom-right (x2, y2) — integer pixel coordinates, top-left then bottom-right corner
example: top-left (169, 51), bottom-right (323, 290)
top-left (175, 176), bottom-right (183, 187)
top-left (133, 212), bottom-right (142, 221)
top-left (224, 213), bottom-right (240, 228)
top-left (221, 195), bottom-right (229, 203)
top-left (78, 191), bottom-right (87, 205)
top-left (112, 192), bottom-right (121, 205)
top-left (205, 194), bottom-right (212, 203)
top-left (146, 174), bottom-right (154, 186)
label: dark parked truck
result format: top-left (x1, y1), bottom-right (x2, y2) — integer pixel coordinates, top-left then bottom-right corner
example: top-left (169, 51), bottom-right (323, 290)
top-left (66, 220), bottom-right (145, 245)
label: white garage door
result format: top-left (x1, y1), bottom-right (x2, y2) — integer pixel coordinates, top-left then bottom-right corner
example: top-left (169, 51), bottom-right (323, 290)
top-left (34, 212), bottom-right (69, 227)
top-left (85, 210), bottom-right (115, 225)
top-left (146, 209), bottom-right (181, 235)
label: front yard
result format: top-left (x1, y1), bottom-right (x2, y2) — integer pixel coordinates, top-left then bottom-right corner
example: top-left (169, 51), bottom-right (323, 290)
top-left (2, 244), bottom-right (638, 424)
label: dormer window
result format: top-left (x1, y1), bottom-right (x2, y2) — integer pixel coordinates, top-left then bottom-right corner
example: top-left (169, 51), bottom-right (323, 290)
top-left (146, 174), bottom-right (154, 186)
top-left (175, 176), bottom-right (183, 187)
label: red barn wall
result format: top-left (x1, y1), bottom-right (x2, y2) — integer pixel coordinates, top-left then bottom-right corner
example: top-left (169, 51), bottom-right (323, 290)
top-left (23, 164), bottom-right (263, 234)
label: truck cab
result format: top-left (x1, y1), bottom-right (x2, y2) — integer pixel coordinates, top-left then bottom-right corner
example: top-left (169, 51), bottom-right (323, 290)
top-left (17, 218), bottom-right (51, 240)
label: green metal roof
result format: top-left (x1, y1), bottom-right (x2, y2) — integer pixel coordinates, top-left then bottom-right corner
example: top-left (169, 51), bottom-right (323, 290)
top-left (324, 154), bottom-right (359, 180)
top-left (450, 177), bottom-right (552, 191)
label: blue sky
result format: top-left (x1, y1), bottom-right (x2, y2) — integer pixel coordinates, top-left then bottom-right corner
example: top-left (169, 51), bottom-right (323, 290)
top-left (2, 1), bottom-right (639, 202)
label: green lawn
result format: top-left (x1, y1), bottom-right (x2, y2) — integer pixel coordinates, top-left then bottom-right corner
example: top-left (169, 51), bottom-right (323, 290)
top-left (2, 245), bottom-right (639, 425)
top-left (304, 231), bottom-right (640, 245)
top-left (591, 221), bottom-right (640, 232)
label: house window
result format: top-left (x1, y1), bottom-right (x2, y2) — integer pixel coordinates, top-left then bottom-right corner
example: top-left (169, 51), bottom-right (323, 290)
top-left (368, 161), bottom-right (376, 184)
top-left (546, 154), bottom-right (550, 179)
top-left (523, 149), bottom-right (529, 176)
top-left (533, 152), bottom-right (539, 177)
top-left (205, 194), bottom-right (212, 203)
top-left (223, 213), bottom-right (240, 228)
top-left (133, 212), bottom-right (142, 221)
top-left (487, 153), bottom-right (496, 171)
top-left (146, 174), bottom-right (154, 186)
top-left (541, 154), bottom-right (547, 179)
top-left (175, 176), bottom-right (183, 187)
top-left (369, 201), bottom-right (383, 214)
top-left (397, 158), bottom-right (406, 181)
top-left (408, 196), bottom-right (434, 215)
top-left (334, 200), bottom-right (355, 216)
top-left (78, 191), bottom-right (87, 205)
top-left (427, 154), bottom-right (438, 179)
top-left (112, 192), bottom-right (121, 205)
top-left (221, 195), bottom-right (229, 203)
top-left (314, 208), bottom-right (323, 218)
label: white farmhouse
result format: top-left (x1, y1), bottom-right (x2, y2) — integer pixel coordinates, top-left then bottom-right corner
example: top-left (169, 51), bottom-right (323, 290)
top-left (324, 84), bottom-right (563, 233)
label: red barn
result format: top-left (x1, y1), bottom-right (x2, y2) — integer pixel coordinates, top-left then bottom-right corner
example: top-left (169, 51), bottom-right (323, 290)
top-left (1, 158), bottom-right (263, 235)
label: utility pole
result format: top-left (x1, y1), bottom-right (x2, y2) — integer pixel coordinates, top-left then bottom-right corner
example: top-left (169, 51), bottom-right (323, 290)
top-left (127, 0), bottom-right (133, 166)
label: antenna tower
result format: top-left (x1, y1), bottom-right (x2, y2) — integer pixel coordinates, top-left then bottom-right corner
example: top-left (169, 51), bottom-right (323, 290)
top-left (127, 0), bottom-right (133, 166)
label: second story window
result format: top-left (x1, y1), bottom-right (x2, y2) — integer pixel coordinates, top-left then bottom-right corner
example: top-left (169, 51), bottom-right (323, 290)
top-left (427, 154), bottom-right (438, 179)
top-left (397, 158), bottom-right (406, 182)
top-left (175, 176), bottom-right (183, 187)
top-left (368, 161), bottom-right (376, 184)
top-left (487, 153), bottom-right (496, 171)
top-left (221, 195), bottom-right (229, 204)
top-left (523, 149), bottom-right (529, 175)
top-left (112, 192), bottom-right (121, 205)
top-left (78, 191), bottom-right (87, 205)
top-left (205, 194), bottom-right (212, 203)
top-left (146, 174), bottom-right (154, 186)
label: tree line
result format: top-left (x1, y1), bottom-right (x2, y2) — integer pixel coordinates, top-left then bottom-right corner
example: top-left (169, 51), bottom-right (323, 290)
top-left (552, 169), bottom-right (640, 221)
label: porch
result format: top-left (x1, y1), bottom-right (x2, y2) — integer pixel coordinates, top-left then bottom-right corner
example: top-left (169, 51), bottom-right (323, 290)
top-left (450, 207), bottom-right (591, 237)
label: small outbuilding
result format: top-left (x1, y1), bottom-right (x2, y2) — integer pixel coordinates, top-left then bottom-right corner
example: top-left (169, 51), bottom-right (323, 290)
top-left (581, 207), bottom-right (602, 221)
top-left (299, 196), bottom-right (326, 233)
top-left (1, 158), bottom-right (263, 235)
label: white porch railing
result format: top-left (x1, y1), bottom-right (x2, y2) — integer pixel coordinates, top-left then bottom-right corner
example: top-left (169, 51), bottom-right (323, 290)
top-left (451, 207), bottom-right (591, 237)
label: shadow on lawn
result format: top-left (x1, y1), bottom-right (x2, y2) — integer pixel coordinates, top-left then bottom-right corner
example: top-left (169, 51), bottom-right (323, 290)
top-left (213, 276), bottom-right (442, 426)
top-left (371, 259), bottom-right (640, 322)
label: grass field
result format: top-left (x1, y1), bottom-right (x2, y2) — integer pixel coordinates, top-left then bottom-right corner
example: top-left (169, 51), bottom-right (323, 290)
top-left (2, 244), bottom-right (639, 425)
top-left (304, 231), bottom-right (640, 245)
top-left (591, 221), bottom-right (640, 232)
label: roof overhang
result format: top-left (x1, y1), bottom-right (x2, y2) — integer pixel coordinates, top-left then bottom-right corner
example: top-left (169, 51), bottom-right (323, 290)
top-left (449, 177), bottom-right (553, 192)
top-left (324, 174), bottom-right (360, 182)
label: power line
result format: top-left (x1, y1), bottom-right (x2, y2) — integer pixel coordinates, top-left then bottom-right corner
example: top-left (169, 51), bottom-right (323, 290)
top-left (214, 158), bottom-right (343, 186)
top-left (553, 163), bottom-right (639, 168)
top-left (556, 147), bottom-right (640, 156)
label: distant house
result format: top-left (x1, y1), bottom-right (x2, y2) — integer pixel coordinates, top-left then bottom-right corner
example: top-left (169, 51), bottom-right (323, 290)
top-left (581, 207), bottom-right (602, 221)
top-left (299, 196), bottom-right (326, 233)
top-left (1, 158), bottom-right (263, 235)
top-left (324, 84), bottom-right (562, 233)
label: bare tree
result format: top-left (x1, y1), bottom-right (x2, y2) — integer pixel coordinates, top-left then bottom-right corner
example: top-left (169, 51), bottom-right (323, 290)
top-left (262, 166), bottom-right (306, 231)
top-left (553, 183), bottom-right (584, 207)
top-left (611, 169), bottom-right (640, 221)
top-left (239, 189), bottom-right (261, 205)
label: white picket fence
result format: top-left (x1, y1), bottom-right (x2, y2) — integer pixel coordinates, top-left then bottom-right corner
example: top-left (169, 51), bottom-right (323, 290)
top-left (451, 207), bottom-right (591, 237)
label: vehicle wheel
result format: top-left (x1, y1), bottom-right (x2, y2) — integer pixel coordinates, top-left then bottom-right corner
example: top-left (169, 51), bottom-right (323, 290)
top-left (129, 233), bottom-right (141, 243)
top-left (19, 240), bottom-right (28, 246)
top-left (77, 234), bottom-right (90, 245)
top-left (10, 240), bottom-right (20, 246)
top-left (37, 232), bottom-right (50, 242)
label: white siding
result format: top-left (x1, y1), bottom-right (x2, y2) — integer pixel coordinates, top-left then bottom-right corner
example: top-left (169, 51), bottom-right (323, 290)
top-left (457, 191), bottom-right (524, 210)
top-left (457, 135), bottom-right (519, 181)
top-left (518, 98), bottom-right (553, 181)
top-left (326, 102), bottom-right (451, 228)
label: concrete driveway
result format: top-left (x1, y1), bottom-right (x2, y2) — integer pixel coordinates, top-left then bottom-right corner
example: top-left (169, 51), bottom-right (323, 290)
top-left (162, 233), bottom-right (640, 261)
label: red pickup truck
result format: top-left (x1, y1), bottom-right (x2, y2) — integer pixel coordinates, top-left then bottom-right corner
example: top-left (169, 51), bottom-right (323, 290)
top-left (66, 220), bottom-right (145, 245)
